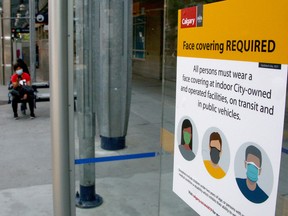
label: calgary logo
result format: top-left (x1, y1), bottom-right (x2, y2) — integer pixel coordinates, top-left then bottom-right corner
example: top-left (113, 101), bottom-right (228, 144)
top-left (182, 18), bottom-right (195, 26)
top-left (180, 6), bottom-right (203, 28)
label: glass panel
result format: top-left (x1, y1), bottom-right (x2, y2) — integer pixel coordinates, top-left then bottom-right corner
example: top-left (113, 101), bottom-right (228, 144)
top-left (73, 0), bottom-right (161, 215)
top-left (160, 1), bottom-right (288, 216)
top-left (71, 0), bottom-right (288, 215)
top-left (160, 0), bottom-right (198, 215)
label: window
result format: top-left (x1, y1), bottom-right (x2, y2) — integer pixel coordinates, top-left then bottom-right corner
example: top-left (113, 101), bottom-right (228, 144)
top-left (133, 15), bottom-right (146, 59)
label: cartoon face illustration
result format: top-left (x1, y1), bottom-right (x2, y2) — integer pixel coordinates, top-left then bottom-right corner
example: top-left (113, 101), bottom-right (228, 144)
top-left (178, 118), bottom-right (196, 161)
top-left (236, 145), bottom-right (269, 204)
top-left (181, 119), bottom-right (193, 151)
top-left (245, 152), bottom-right (261, 183)
top-left (209, 132), bottom-right (222, 165)
top-left (203, 131), bottom-right (226, 179)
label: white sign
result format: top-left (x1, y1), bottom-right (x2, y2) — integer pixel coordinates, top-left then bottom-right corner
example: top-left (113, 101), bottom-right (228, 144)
top-left (173, 57), bottom-right (287, 216)
top-left (173, 2), bottom-right (288, 215)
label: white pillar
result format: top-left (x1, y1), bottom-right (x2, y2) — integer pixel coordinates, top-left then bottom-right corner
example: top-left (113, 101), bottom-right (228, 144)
top-left (49, 0), bottom-right (75, 215)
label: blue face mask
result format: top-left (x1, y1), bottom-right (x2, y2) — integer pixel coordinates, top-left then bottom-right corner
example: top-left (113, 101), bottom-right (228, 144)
top-left (16, 69), bottom-right (23, 75)
top-left (246, 162), bottom-right (260, 182)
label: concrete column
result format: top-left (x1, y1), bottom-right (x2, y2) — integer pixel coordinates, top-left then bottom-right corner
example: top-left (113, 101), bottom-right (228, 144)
top-left (95, 0), bottom-right (132, 150)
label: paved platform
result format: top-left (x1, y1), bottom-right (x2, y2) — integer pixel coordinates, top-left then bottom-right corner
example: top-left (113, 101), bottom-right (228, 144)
top-left (0, 76), bottom-right (191, 216)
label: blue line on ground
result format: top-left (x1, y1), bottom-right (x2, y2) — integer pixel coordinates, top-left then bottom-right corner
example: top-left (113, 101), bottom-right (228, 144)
top-left (75, 152), bottom-right (158, 165)
top-left (75, 148), bottom-right (288, 165)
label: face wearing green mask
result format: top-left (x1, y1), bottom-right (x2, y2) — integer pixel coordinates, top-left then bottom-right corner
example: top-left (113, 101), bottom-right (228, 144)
top-left (183, 131), bottom-right (191, 144)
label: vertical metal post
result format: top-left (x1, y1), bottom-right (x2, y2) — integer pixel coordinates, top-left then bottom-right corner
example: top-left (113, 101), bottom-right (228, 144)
top-left (29, 0), bottom-right (36, 81)
top-left (75, 0), bottom-right (102, 208)
top-left (49, 0), bottom-right (75, 215)
top-left (68, 0), bottom-right (76, 214)
top-left (3, 0), bottom-right (11, 81)
top-left (0, 8), bottom-right (4, 85)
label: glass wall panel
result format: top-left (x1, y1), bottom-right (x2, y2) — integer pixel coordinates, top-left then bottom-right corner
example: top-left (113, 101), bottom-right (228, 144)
top-left (160, 1), bottom-right (288, 216)
top-left (72, 0), bottom-right (288, 215)
top-left (159, 1), bottom-right (200, 215)
top-left (73, 0), bottom-right (162, 215)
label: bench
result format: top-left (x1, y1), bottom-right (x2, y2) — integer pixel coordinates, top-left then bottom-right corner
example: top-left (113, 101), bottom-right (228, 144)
top-left (32, 82), bottom-right (50, 105)
top-left (8, 81), bottom-right (77, 110)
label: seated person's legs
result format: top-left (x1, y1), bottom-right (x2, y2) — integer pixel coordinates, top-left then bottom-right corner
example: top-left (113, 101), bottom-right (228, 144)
top-left (11, 95), bottom-right (21, 118)
top-left (26, 94), bottom-right (35, 118)
top-left (10, 86), bottom-right (35, 119)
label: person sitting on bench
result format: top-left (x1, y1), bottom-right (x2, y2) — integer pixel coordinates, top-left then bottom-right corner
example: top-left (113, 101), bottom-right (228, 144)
top-left (10, 63), bottom-right (35, 119)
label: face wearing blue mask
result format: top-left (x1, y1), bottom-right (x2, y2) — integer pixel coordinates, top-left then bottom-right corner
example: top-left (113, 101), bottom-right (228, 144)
top-left (246, 162), bottom-right (261, 182)
top-left (16, 69), bottom-right (23, 76)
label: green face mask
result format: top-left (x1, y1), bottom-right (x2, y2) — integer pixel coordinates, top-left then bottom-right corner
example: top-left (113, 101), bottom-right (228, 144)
top-left (183, 131), bottom-right (191, 144)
